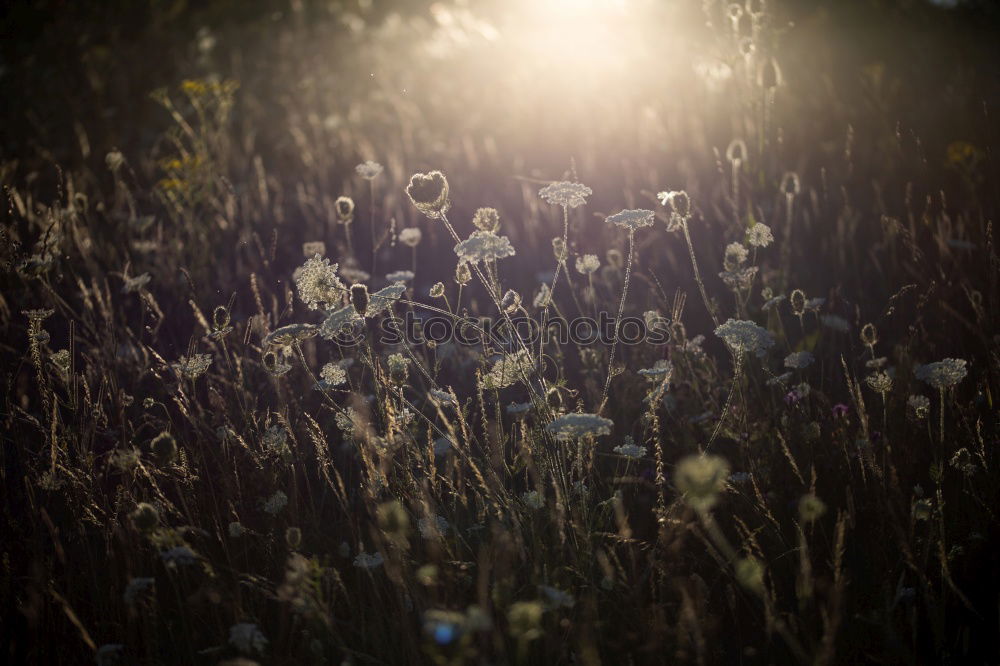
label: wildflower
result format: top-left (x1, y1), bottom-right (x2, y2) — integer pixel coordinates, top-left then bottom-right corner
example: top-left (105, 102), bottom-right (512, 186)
top-left (173, 353), bottom-right (212, 379)
top-left (575, 254), bottom-right (600, 275)
top-left (335, 408), bottom-right (360, 437)
top-left (418, 515), bottom-right (450, 539)
top-left (262, 425), bottom-right (289, 455)
top-left (121, 272), bottom-right (151, 294)
top-left (805, 297), bottom-right (826, 311)
top-left (860, 322), bottom-right (878, 348)
top-left (160, 546), bottom-right (198, 567)
top-left (552, 237), bottom-right (568, 263)
top-left (798, 493), bottom-right (826, 523)
top-left (545, 413), bottom-right (613, 441)
top-left (767, 371), bottom-right (793, 386)
top-left (150, 431), bottom-right (177, 465)
top-left (950, 447), bottom-right (976, 476)
top-left (613, 437), bottom-right (647, 458)
top-left (719, 266), bottom-right (758, 291)
top-left (789, 289), bottom-right (807, 317)
top-left (353, 551), bottom-right (385, 569)
top-left (339, 264), bottom-right (371, 283)
top-left (784, 351), bottom-right (814, 369)
top-left (263, 490), bottom-right (288, 515)
top-left (746, 223), bottom-right (774, 248)
top-left (915, 358), bottom-right (968, 390)
top-left (429, 388), bottom-right (455, 405)
top-left (820, 314), bottom-right (850, 332)
top-left (714, 319), bottom-right (775, 358)
top-left (318, 363), bottom-right (347, 387)
top-left (229, 623), bottom-right (268, 654)
top-left (385, 270), bottom-right (414, 283)
top-left (501, 289), bottom-right (522, 313)
top-left (398, 227), bottom-right (422, 247)
top-left (907, 394), bottom-right (930, 419)
top-left (387, 353), bottom-right (409, 384)
top-left (522, 490), bottom-right (545, 509)
top-left (866, 371), bottom-right (893, 394)
top-left (355, 160), bottom-right (384, 180)
top-left (674, 454), bottom-right (730, 510)
top-left (406, 170), bottom-right (450, 218)
top-left (429, 282), bottom-right (445, 298)
top-left (454, 262), bottom-right (472, 285)
top-left (723, 242), bottom-right (749, 270)
top-left (482, 349), bottom-right (535, 389)
top-left (318, 305), bottom-right (362, 339)
top-left (350, 284), bottom-right (370, 316)
top-left (831, 403), bottom-right (850, 418)
top-left (335, 195), bottom-right (355, 223)
top-left (657, 190), bottom-right (691, 218)
top-left (762, 290), bottom-right (785, 310)
top-left (472, 207), bottom-right (501, 232)
top-left (302, 241), bottom-right (326, 257)
top-left (263, 323), bottom-right (318, 347)
top-left (123, 577), bottom-right (155, 605)
top-left (637, 359), bottom-right (673, 382)
top-left (262, 350), bottom-right (292, 377)
top-left (454, 230), bottom-right (516, 264)
top-left (606, 208), bottom-right (655, 231)
top-left (294, 255), bottom-right (346, 311)
top-left (538, 181), bottom-right (592, 208)
top-left (106, 150), bottom-right (125, 171)
top-left (507, 401), bottom-right (532, 417)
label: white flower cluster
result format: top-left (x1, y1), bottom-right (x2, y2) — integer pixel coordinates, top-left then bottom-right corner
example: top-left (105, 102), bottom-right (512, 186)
top-left (784, 351), bottom-right (815, 369)
top-left (353, 551), bottom-right (385, 569)
top-left (319, 362), bottom-right (347, 387)
top-left (613, 437), bottom-right (646, 458)
top-left (454, 230), bottom-right (516, 265)
top-left (294, 255), bottom-right (346, 311)
top-left (538, 181), bottom-right (592, 208)
top-left (606, 209), bottom-right (655, 231)
top-left (545, 413), bottom-right (613, 441)
top-left (746, 223), bottom-right (774, 248)
top-left (173, 353), bottom-right (212, 379)
top-left (714, 319), bottom-right (775, 358)
top-left (355, 160), bottom-right (384, 180)
top-left (915, 358), bottom-right (968, 390)
top-left (482, 349), bottom-right (535, 389)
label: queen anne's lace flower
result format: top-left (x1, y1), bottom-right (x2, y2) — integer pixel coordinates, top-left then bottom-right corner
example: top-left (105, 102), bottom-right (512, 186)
top-left (915, 358), bottom-right (968, 390)
top-left (366, 282), bottom-right (406, 317)
top-left (264, 323), bottom-right (318, 347)
top-left (482, 349), bottom-right (535, 389)
top-left (294, 255), bottom-right (346, 311)
top-left (674, 454), bottom-right (730, 510)
top-left (613, 437), bottom-right (646, 458)
top-left (398, 227), bottom-right (422, 247)
top-left (784, 351), bottom-right (815, 369)
top-left (454, 231), bottom-right (516, 264)
top-left (746, 223), bottom-right (774, 248)
top-left (575, 254), bottom-right (600, 275)
top-left (545, 413), bottom-right (613, 441)
top-left (263, 490), bottom-right (288, 515)
top-left (714, 319), bottom-right (775, 358)
top-left (638, 359), bottom-right (673, 382)
top-left (319, 305), bottom-right (363, 339)
top-left (355, 160), bottom-right (383, 180)
top-left (319, 363), bottom-right (347, 387)
top-left (174, 353), bottom-right (212, 379)
top-left (538, 181), bottom-right (592, 208)
top-left (606, 209), bottom-right (655, 231)
top-left (353, 551), bottom-right (385, 569)
top-left (385, 270), bottom-right (414, 283)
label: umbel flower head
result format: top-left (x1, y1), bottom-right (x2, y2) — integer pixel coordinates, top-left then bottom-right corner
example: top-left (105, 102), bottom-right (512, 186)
top-left (263, 323), bottom-right (318, 348)
top-left (606, 209), bottom-right (655, 231)
top-left (545, 412), bottom-right (614, 441)
top-left (915, 358), bottom-right (968, 390)
top-left (398, 227), bottom-right (422, 247)
top-left (174, 353), bottom-right (212, 379)
top-left (714, 319), bottom-right (775, 358)
top-left (406, 170), bottom-right (450, 219)
top-left (355, 160), bottom-right (384, 180)
top-left (746, 223), bottom-right (774, 248)
top-left (294, 255), bottom-right (346, 311)
top-left (575, 254), bottom-right (600, 275)
top-left (538, 181), bottom-right (592, 208)
top-left (472, 207), bottom-right (501, 232)
top-left (674, 454), bottom-right (730, 511)
top-left (454, 230), bottom-right (516, 265)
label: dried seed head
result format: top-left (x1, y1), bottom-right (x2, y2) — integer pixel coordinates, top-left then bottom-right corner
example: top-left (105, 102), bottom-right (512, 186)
top-left (790, 289), bottom-right (807, 316)
top-left (860, 322), bottom-right (878, 348)
top-left (335, 196), bottom-right (355, 223)
top-left (131, 502), bottom-right (160, 532)
top-left (454, 262), bottom-right (472, 286)
top-left (213, 305), bottom-right (231, 330)
top-left (350, 284), bottom-right (370, 316)
top-left (405, 170), bottom-right (450, 219)
top-left (501, 289), bottom-right (522, 314)
top-left (430, 282), bottom-right (445, 298)
top-left (285, 526), bottom-right (302, 549)
top-left (780, 171), bottom-right (801, 197)
top-left (726, 138), bottom-right (748, 164)
top-left (151, 431), bottom-right (177, 465)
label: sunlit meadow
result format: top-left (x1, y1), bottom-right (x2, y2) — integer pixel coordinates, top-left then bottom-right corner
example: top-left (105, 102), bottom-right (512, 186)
top-left (1, 0), bottom-right (998, 663)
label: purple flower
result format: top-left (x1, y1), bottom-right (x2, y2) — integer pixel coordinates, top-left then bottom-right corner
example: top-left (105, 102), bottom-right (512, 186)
top-left (784, 390), bottom-right (800, 405)
top-left (831, 403), bottom-right (849, 418)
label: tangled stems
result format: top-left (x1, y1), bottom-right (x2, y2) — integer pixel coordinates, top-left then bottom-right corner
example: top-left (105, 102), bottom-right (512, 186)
top-left (599, 230), bottom-right (634, 413)
top-left (681, 218), bottom-right (720, 328)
